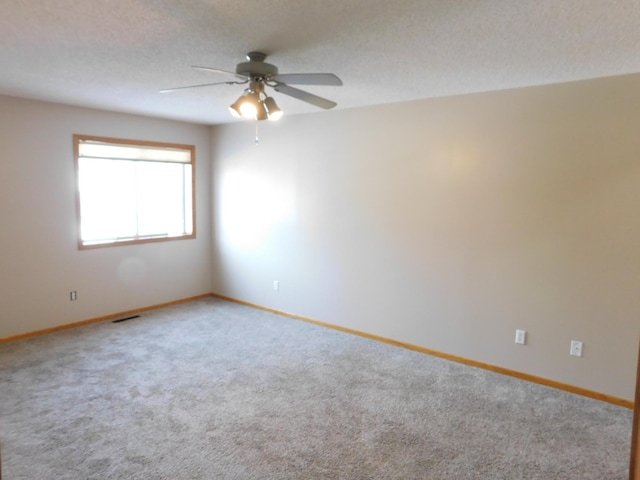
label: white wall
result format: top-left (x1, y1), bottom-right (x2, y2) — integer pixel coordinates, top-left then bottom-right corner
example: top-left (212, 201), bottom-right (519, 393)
top-left (0, 96), bottom-right (212, 339)
top-left (211, 74), bottom-right (640, 400)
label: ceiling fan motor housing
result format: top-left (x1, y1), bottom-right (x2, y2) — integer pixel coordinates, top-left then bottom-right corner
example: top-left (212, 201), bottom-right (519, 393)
top-left (235, 52), bottom-right (278, 79)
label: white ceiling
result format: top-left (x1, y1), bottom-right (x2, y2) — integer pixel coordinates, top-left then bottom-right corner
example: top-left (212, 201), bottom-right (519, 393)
top-left (1, 0), bottom-right (640, 125)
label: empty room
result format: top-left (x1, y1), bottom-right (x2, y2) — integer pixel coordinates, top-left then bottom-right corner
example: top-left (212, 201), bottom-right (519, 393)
top-left (1, 1), bottom-right (639, 479)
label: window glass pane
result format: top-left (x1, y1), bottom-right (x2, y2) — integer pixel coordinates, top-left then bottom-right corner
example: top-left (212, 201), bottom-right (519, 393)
top-left (136, 162), bottom-right (189, 237)
top-left (78, 158), bottom-right (137, 242)
top-left (184, 165), bottom-right (193, 234)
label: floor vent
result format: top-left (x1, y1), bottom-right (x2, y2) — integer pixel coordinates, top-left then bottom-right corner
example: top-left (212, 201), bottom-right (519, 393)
top-left (112, 315), bottom-right (140, 324)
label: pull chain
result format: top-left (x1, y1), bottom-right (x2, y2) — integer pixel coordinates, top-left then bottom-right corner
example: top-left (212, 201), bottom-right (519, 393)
top-left (255, 122), bottom-right (260, 147)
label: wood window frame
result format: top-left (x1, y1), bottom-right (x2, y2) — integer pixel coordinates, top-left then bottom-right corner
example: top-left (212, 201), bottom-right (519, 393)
top-left (73, 134), bottom-right (196, 249)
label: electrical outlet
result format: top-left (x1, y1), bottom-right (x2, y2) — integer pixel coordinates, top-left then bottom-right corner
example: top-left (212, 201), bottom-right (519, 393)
top-left (515, 329), bottom-right (526, 345)
top-left (273, 280), bottom-right (279, 291)
top-left (570, 340), bottom-right (583, 357)
top-left (70, 291), bottom-right (77, 301)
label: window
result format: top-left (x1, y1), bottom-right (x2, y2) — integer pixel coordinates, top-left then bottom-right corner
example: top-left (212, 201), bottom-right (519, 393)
top-left (74, 134), bottom-right (195, 249)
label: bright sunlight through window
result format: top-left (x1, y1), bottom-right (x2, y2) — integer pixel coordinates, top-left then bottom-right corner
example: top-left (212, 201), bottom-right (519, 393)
top-left (74, 135), bottom-right (195, 248)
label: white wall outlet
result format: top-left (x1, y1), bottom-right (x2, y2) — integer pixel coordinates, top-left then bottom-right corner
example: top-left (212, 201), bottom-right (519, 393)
top-left (515, 329), bottom-right (526, 345)
top-left (570, 340), bottom-right (583, 357)
top-left (273, 280), bottom-right (279, 291)
top-left (70, 290), bottom-right (77, 301)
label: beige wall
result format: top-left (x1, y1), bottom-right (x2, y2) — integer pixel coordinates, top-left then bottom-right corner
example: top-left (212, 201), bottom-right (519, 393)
top-left (0, 96), bottom-right (212, 339)
top-left (2, 74), bottom-right (638, 401)
top-left (211, 74), bottom-right (640, 400)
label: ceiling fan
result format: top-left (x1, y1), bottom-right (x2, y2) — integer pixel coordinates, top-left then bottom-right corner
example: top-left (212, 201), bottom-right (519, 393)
top-left (161, 52), bottom-right (343, 121)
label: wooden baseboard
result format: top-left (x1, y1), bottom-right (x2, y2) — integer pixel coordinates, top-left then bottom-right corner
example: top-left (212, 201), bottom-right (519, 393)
top-left (0, 293), bottom-right (213, 344)
top-left (629, 339), bottom-right (640, 480)
top-left (2, 291), bottom-right (633, 410)
top-left (211, 293), bottom-right (634, 410)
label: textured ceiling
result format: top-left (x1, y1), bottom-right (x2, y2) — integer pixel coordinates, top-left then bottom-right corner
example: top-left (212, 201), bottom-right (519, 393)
top-left (1, 0), bottom-right (640, 125)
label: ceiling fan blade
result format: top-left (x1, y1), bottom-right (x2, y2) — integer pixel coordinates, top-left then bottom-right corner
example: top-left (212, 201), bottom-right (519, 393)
top-left (191, 66), bottom-right (248, 80)
top-left (273, 84), bottom-right (337, 109)
top-left (272, 73), bottom-right (343, 86)
top-left (160, 80), bottom-right (245, 93)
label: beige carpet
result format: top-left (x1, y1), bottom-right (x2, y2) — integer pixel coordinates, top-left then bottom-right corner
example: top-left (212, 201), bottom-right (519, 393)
top-left (0, 298), bottom-right (633, 479)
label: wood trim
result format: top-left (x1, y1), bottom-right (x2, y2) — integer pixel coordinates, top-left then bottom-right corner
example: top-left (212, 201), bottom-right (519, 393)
top-left (0, 294), bottom-right (212, 344)
top-left (3, 291), bottom-right (632, 410)
top-left (77, 233), bottom-right (197, 250)
top-left (73, 133), bottom-right (197, 250)
top-left (212, 293), bottom-right (635, 410)
top-left (630, 338), bottom-right (640, 480)
top-left (73, 133), bottom-right (82, 251)
top-left (73, 133), bottom-right (196, 152)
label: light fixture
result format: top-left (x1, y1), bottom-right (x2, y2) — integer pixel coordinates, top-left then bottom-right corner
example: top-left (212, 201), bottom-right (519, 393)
top-left (228, 93), bottom-right (248, 118)
top-left (228, 81), bottom-right (283, 122)
top-left (263, 96), bottom-right (283, 121)
top-left (255, 102), bottom-right (268, 121)
top-left (240, 92), bottom-right (261, 119)
top-left (229, 89), bottom-right (259, 119)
